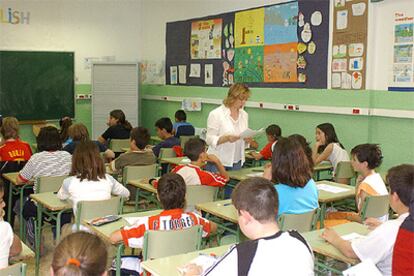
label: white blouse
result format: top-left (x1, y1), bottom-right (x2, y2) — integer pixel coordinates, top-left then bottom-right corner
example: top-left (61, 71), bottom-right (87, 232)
top-left (206, 105), bottom-right (248, 167)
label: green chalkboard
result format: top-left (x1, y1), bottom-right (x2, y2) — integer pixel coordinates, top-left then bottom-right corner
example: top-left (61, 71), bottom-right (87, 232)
top-left (0, 51), bottom-right (75, 120)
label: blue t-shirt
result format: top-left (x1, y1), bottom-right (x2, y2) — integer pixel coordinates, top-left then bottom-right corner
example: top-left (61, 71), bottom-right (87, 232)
top-left (152, 136), bottom-right (180, 157)
top-left (275, 179), bottom-right (319, 216)
top-left (173, 122), bottom-right (193, 132)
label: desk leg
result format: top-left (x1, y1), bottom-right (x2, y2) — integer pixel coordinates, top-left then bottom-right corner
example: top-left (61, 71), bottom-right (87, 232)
top-left (56, 210), bottom-right (65, 242)
top-left (320, 203), bottom-right (326, 228)
top-left (35, 204), bottom-right (43, 276)
top-left (134, 187), bottom-right (140, 212)
top-left (7, 183), bottom-right (13, 223)
top-left (19, 186), bottom-right (27, 240)
top-left (116, 243), bottom-right (125, 276)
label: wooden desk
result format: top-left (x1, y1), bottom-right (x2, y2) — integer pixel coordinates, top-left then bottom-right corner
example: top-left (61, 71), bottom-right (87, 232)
top-left (30, 192), bottom-right (71, 275)
top-left (227, 166), bottom-right (264, 182)
top-left (128, 179), bottom-right (159, 211)
top-left (302, 222), bottom-right (370, 273)
top-left (141, 244), bottom-right (232, 276)
top-left (85, 210), bottom-right (162, 276)
top-left (159, 156), bottom-right (191, 165)
top-left (10, 241), bottom-right (35, 263)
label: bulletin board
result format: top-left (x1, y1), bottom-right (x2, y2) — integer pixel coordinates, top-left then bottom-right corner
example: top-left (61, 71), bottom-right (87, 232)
top-left (166, 0), bottom-right (330, 88)
top-left (331, 0), bottom-right (368, 90)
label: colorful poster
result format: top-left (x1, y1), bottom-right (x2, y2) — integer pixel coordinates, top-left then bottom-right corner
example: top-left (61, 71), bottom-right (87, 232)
top-left (264, 43), bottom-right (297, 82)
top-left (393, 64), bottom-right (413, 83)
top-left (235, 8), bottom-right (264, 47)
top-left (234, 46), bottom-right (264, 82)
top-left (264, 3), bottom-right (298, 45)
top-left (190, 19), bottom-right (222, 59)
top-left (395, 23), bottom-right (413, 43)
top-left (393, 44), bottom-right (413, 63)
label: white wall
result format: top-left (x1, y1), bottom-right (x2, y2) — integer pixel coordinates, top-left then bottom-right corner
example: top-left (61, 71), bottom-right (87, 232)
top-left (0, 0), bottom-right (142, 84)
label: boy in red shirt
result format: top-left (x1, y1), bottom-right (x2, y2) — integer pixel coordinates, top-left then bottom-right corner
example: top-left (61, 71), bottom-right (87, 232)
top-left (251, 124), bottom-right (281, 160)
top-left (0, 117), bottom-right (32, 162)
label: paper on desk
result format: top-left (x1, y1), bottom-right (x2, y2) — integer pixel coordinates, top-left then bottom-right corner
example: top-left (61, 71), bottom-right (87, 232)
top-left (246, 172), bottom-right (264, 177)
top-left (181, 157), bottom-right (191, 163)
top-left (177, 254), bottom-right (218, 275)
top-left (317, 184), bottom-right (350, 193)
top-left (343, 259), bottom-right (382, 276)
top-left (239, 128), bottom-right (264, 139)
top-left (124, 216), bottom-right (146, 226)
top-left (341, 232), bottom-right (365, 241)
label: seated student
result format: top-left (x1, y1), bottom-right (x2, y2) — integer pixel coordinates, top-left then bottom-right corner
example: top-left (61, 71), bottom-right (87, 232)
top-left (325, 144), bottom-right (388, 226)
top-left (151, 138), bottom-right (228, 188)
top-left (0, 117), bottom-right (32, 162)
top-left (0, 182), bottom-right (22, 269)
top-left (251, 124), bottom-right (281, 160)
top-left (109, 127), bottom-right (156, 173)
top-left (173, 110), bottom-right (195, 138)
top-left (97, 109), bottom-right (132, 144)
top-left (63, 123), bottom-right (115, 160)
top-left (152, 117), bottom-right (180, 157)
top-left (51, 231), bottom-right (107, 276)
top-left (15, 126), bottom-right (72, 248)
top-left (264, 137), bottom-right (319, 216)
top-left (57, 141), bottom-right (129, 228)
top-left (321, 164), bottom-right (413, 276)
top-left (312, 123), bottom-right (350, 183)
top-left (183, 177), bottom-right (314, 275)
top-left (110, 173), bottom-right (215, 274)
top-left (289, 134), bottom-right (314, 166)
top-left (59, 116), bottom-right (73, 147)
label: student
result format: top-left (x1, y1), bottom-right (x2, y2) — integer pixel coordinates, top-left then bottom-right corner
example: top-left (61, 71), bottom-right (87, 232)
top-left (312, 123), bottom-right (349, 183)
top-left (0, 182), bottom-right (22, 269)
top-left (57, 141), bottom-right (129, 220)
top-left (63, 123), bottom-right (115, 159)
top-left (59, 116), bottom-right (72, 147)
top-left (51, 231), bottom-right (108, 276)
top-left (97, 109), bottom-right (132, 144)
top-left (109, 127), bottom-right (156, 173)
top-left (321, 164), bottom-right (413, 276)
top-left (183, 177), bottom-right (314, 275)
top-left (0, 117), bottom-right (32, 162)
top-left (173, 109), bottom-right (195, 138)
top-left (110, 173), bottom-right (215, 274)
top-left (152, 117), bottom-right (180, 157)
top-left (151, 138), bottom-right (228, 188)
top-left (264, 137), bottom-right (318, 216)
top-left (251, 124), bottom-right (281, 160)
top-left (288, 134), bottom-right (314, 167)
top-left (15, 126), bottom-right (72, 248)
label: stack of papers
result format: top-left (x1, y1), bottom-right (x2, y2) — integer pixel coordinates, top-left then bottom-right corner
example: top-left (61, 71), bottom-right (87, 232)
top-left (239, 128), bottom-right (264, 139)
top-left (317, 184), bottom-right (350, 193)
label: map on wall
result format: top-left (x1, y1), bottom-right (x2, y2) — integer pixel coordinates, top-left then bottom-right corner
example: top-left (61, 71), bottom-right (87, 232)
top-left (191, 19), bottom-right (223, 59)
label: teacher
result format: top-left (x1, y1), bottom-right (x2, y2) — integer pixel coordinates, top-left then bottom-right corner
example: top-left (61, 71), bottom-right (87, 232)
top-left (206, 83), bottom-right (253, 171)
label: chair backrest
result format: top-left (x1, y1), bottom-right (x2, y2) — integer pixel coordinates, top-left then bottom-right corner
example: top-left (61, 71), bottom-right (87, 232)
top-left (109, 139), bottom-right (130, 153)
top-left (179, 135), bottom-right (197, 148)
top-left (122, 164), bottom-right (158, 185)
top-left (36, 175), bottom-right (68, 193)
top-left (176, 125), bottom-right (195, 138)
top-left (75, 197), bottom-right (122, 231)
top-left (334, 161), bottom-right (356, 184)
top-left (159, 148), bottom-right (176, 160)
top-left (277, 209), bottom-right (319, 233)
top-left (360, 195), bottom-right (390, 221)
top-left (186, 185), bottom-right (218, 210)
top-left (0, 262), bottom-right (27, 276)
top-left (0, 161), bottom-right (26, 175)
top-left (143, 225), bottom-right (202, 260)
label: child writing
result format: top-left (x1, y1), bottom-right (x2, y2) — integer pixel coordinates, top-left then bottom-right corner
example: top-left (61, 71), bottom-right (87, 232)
top-left (251, 124), bottom-right (281, 160)
top-left (322, 164), bottom-right (414, 276)
top-left (57, 140), bottom-right (129, 221)
top-left (264, 137), bottom-right (319, 216)
top-left (0, 182), bottom-right (22, 269)
top-left (183, 177), bottom-right (314, 275)
top-left (110, 173), bottom-right (215, 275)
top-left (98, 109), bottom-right (132, 144)
top-left (152, 117), bottom-right (180, 158)
top-left (51, 231), bottom-right (108, 276)
top-left (151, 138), bottom-right (228, 188)
top-left (312, 123), bottom-right (349, 183)
top-left (173, 109), bottom-right (195, 138)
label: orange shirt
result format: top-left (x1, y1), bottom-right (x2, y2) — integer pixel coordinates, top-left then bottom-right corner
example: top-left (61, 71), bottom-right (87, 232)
top-left (0, 140), bottom-right (32, 161)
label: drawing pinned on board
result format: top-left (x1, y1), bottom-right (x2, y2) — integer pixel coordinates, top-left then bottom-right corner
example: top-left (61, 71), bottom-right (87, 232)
top-left (189, 64), bottom-right (201, 78)
top-left (394, 45), bottom-right (413, 63)
top-left (229, 35), bottom-right (235, 48)
top-left (311, 11), bottom-right (322, 26)
top-left (348, 43), bottom-right (364, 57)
top-left (339, 44), bottom-right (347, 57)
top-left (297, 55), bottom-right (307, 69)
top-left (298, 73), bottom-right (306, 83)
top-left (298, 12), bottom-right (305, 27)
top-left (393, 64), bottom-right (413, 83)
top-left (301, 23), bottom-right (312, 43)
top-left (349, 57), bottom-right (363, 71)
top-left (297, 43), bottom-right (307, 54)
top-left (170, 66), bottom-right (178, 84)
top-left (205, 64), bottom-right (213, 84)
top-left (394, 23), bottom-right (413, 43)
top-left (352, 3), bottom-right (366, 16)
top-left (332, 59), bottom-right (347, 72)
top-left (336, 10), bottom-right (348, 30)
top-left (334, 0), bottom-right (345, 8)
top-left (332, 73), bottom-right (341, 88)
top-left (308, 41), bottom-right (316, 54)
top-left (178, 65), bottom-right (187, 84)
top-left (351, 71), bottom-right (362, 89)
top-left (227, 49), bottom-right (235, 61)
top-left (341, 72), bottom-right (352, 89)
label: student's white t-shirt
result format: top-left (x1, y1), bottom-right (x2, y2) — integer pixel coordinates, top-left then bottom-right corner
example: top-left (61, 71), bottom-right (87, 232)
top-left (351, 213), bottom-right (409, 276)
top-left (0, 221), bottom-right (14, 268)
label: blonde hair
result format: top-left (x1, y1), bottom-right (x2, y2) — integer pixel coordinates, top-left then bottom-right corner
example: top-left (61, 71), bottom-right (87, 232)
top-left (223, 83), bottom-right (251, 107)
top-left (0, 117), bottom-right (19, 139)
top-left (51, 231), bottom-right (108, 276)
